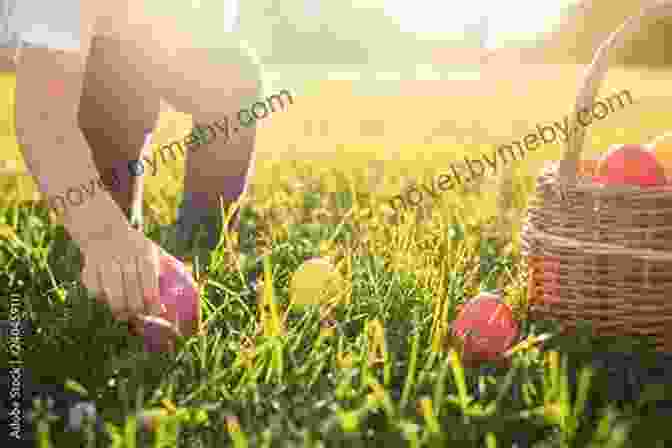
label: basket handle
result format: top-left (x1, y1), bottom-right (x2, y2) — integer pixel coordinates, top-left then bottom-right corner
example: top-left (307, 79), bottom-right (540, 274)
top-left (558, 0), bottom-right (672, 186)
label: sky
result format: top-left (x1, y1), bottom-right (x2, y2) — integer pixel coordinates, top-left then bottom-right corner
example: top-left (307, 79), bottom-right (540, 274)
top-left (382, 0), bottom-right (577, 48)
top-left (1, 0), bottom-right (578, 52)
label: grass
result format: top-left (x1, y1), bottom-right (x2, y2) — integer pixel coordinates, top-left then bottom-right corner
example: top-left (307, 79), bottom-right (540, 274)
top-left (2, 65), bottom-right (672, 446)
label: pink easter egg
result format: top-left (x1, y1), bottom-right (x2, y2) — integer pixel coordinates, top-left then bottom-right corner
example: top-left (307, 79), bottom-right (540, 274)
top-left (596, 144), bottom-right (667, 187)
top-left (142, 254), bottom-right (200, 352)
top-left (451, 293), bottom-right (519, 365)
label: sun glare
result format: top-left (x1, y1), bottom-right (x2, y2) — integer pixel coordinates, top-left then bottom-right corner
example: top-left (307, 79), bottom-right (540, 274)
top-left (383, 0), bottom-right (573, 48)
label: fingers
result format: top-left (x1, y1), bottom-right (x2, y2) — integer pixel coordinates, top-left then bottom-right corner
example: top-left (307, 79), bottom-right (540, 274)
top-left (137, 244), bottom-right (163, 317)
top-left (80, 237), bottom-right (165, 324)
top-left (121, 261), bottom-right (145, 319)
top-left (96, 262), bottom-right (130, 321)
top-left (82, 258), bottom-right (150, 322)
top-left (80, 263), bottom-right (103, 301)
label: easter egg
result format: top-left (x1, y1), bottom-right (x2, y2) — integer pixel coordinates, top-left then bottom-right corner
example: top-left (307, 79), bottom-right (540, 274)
top-left (591, 175), bottom-right (607, 185)
top-left (290, 257), bottom-right (344, 307)
top-left (140, 253), bottom-right (200, 352)
top-left (596, 144), bottom-right (667, 187)
top-left (451, 293), bottom-right (519, 365)
top-left (648, 131), bottom-right (672, 177)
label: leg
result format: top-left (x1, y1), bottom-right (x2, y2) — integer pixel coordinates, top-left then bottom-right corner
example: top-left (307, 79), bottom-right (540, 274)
top-left (77, 35), bottom-right (161, 222)
top-left (108, 7), bottom-right (264, 285)
top-left (177, 45), bottom-right (262, 270)
top-left (159, 44), bottom-right (262, 210)
top-left (177, 45), bottom-right (262, 247)
top-left (141, 39), bottom-right (265, 259)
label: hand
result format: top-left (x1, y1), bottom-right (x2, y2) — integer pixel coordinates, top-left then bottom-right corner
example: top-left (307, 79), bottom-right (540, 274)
top-left (80, 227), bottom-right (166, 322)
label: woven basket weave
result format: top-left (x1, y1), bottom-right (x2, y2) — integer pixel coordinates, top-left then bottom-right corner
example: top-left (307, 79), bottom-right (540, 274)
top-left (521, 0), bottom-right (672, 353)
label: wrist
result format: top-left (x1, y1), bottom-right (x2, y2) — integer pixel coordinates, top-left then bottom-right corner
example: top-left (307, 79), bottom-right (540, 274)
top-left (62, 193), bottom-right (130, 248)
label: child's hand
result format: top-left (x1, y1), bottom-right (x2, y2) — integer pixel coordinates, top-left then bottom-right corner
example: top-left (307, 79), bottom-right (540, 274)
top-left (79, 228), bottom-right (166, 322)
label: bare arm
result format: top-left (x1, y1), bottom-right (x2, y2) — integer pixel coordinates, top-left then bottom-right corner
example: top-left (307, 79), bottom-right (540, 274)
top-left (10, 3), bottom-right (167, 325)
top-left (14, 19), bottom-right (129, 248)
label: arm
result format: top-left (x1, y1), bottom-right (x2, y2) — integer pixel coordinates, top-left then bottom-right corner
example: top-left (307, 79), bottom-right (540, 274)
top-left (14, 17), bottom-right (129, 248)
top-left (11, 3), bottom-right (165, 325)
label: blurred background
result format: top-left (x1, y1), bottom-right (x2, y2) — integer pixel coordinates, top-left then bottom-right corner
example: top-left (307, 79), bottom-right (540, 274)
top-left (0, 0), bottom-right (670, 211)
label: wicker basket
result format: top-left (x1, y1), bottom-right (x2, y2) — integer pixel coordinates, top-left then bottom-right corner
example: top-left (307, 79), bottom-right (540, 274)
top-left (522, 0), bottom-right (672, 353)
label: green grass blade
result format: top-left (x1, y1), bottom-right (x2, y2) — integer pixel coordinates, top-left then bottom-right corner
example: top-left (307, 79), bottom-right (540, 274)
top-left (400, 330), bottom-right (420, 409)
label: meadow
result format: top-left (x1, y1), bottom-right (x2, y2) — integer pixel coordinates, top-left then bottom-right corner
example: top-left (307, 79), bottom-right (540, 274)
top-left (2, 62), bottom-right (672, 447)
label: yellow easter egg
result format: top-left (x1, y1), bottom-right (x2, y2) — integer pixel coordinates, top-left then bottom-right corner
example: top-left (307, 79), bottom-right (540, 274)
top-left (649, 131), bottom-right (672, 176)
top-left (290, 257), bottom-right (343, 307)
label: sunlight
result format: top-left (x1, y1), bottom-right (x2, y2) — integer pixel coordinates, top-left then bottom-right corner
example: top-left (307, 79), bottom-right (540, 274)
top-left (383, 0), bottom-right (575, 48)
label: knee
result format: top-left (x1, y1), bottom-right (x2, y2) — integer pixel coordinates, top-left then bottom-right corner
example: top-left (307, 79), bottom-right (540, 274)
top-left (209, 40), bottom-right (266, 108)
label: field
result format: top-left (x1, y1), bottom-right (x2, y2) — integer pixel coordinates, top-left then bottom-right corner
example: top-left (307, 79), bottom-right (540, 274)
top-left (2, 63), bottom-right (672, 447)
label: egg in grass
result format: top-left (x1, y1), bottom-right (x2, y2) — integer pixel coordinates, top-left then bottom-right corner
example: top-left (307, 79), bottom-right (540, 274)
top-left (450, 292), bottom-right (519, 367)
top-left (132, 253), bottom-right (201, 352)
top-left (289, 257), bottom-right (345, 307)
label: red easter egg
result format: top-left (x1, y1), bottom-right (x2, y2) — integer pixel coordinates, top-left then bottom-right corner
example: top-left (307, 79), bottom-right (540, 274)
top-left (596, 144), bottom-right (667, 187)
top-left (451, 293), bottom-right (519, 364)
top-left (142, 254), bottom-right (200, 352)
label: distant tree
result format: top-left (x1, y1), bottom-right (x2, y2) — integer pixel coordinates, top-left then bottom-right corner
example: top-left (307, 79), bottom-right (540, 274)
top-left (536, 0), bottom-right (672, 67)
top-left (239, 0), bottom-right (409, 64)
